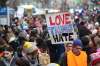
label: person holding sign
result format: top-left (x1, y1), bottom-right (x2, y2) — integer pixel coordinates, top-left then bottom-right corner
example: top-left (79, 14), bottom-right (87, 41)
top-left (59, 39), bottom-right (87, 66)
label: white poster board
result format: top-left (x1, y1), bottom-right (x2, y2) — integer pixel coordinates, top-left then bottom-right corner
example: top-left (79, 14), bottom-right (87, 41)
top-left (0, 17), bottom-right (9, 26)
top-left (46, 12), bottom-right (77, 44)
top-left (15, 6), bottom-right (24, 19)
top-left (0, 7), bottom-right (10, 26)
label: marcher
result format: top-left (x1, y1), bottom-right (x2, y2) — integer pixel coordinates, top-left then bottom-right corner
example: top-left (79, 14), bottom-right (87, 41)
top-left (94, 27), bottom-right (100, 49)
top-left (77, 21), bottom-right (92, 37)
top-left (0, 37), bottom-right (9, 58)
top-left (64, 43), bottom-right (73, 52)
top-left (38, 47), bottom-right (50, 66)
top-left (3, 47), bottom-right (17, 66)
top-left (59, 39), bottom-right (87, 66)
top-left (58, 42), bottom-right (73, 66)
top-left (22, 41), bottom-right (40, 66)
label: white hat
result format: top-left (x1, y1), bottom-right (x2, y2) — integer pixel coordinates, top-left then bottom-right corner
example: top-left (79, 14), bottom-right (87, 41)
top-left (23, 41), bottom-right (38, 53)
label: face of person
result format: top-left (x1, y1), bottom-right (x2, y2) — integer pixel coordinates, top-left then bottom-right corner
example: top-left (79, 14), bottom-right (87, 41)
top-left (34, 18), bottom-right (42, 27)
top-left (3, 51), bottom-right (13, 59)
top-left (66, 44), bottom-right (73, 51)
top-left (72, 45), bottom-right (82, 56)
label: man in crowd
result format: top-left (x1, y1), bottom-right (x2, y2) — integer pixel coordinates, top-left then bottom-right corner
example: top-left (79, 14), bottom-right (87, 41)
top-left (59, 39), bottom-right (87, 66)
top-left (22, 41), bottom-right (39, 66)
top-left (3, 47), bottom-right (17, 66)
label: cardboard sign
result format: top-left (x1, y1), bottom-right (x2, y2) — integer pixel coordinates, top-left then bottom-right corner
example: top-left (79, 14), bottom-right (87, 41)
top-left (46, 12), bottom-right (77, 44)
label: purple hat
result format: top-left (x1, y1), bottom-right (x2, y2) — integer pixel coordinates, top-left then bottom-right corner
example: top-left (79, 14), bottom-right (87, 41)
top-left (73, 39), bottom-right (83, 48)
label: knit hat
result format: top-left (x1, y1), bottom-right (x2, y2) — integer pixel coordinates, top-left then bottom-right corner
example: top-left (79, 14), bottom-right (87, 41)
top-left (73, 39), bottom-right (83, 48)
top-left (47, 63), bottom-right (60, 66)
top-left (23, 41), bottom-right (38, 53)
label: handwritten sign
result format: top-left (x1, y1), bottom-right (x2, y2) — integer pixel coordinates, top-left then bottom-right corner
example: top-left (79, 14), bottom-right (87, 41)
top-left (46, 12), bottom-right (77, 44)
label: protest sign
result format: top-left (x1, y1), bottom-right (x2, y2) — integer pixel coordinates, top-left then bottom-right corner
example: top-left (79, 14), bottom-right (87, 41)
top-left (0, 7), bottom-right (10, 26)
top-left (46, 12), bottom-right (77, 44)
top-left (0, 17), bottom-right (8, 25)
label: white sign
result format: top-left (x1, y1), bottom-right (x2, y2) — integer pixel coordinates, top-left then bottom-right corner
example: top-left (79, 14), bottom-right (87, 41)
top-left (46, 12), bottom-right (77, 44)
top-left (15, 7), bottom-right (24, 19)
top-left (0, 17), bottom-right (9, 26)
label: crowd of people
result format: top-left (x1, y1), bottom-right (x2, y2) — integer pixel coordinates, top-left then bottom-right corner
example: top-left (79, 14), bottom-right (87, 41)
top-left (0, 7), bottom-right (100, 66)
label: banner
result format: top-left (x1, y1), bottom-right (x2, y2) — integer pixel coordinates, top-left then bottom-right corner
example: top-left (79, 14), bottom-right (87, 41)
top-left (46, 12), bottom-right (77, 44)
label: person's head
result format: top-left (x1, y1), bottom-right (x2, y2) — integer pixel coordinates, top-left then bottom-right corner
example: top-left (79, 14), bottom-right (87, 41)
top-left (4, 25), bottom-right (9, 30)
top-left (80, 21), bottom-right (85, 26)
top-left (36, 38), bottom-right (47, 50)
top-left (3, 47), bottom-right (14, 60)
top-left (80, 36), bottom-right (89, 47)
top-left (65, 43), bottom-right (73, 52)
top-left (96, 27), bottom-right (100, 37)
top-left (14, 17), bottom-right (19, 22)
top-left (34, 17), bottom-right (42, 27)
top-left (72, 39), bottom-right (83, 56)
top-left (23, 41), bottom-right (38, 55)
top-left (0, 37), bottom-right (8, 47)
top-left (0, 37), bottom-right (8, 53)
